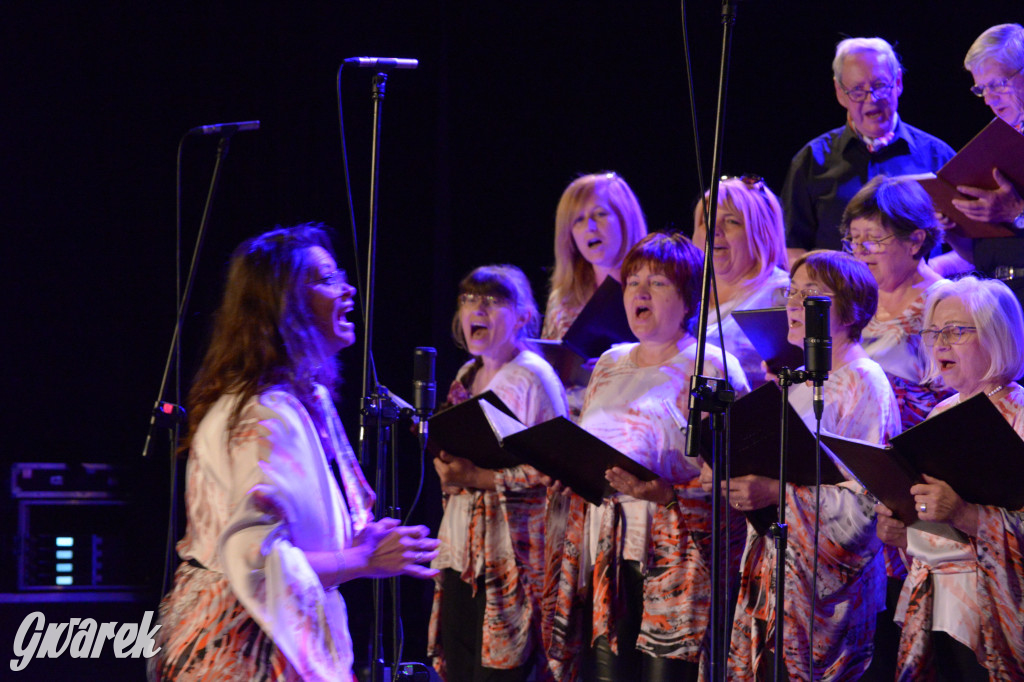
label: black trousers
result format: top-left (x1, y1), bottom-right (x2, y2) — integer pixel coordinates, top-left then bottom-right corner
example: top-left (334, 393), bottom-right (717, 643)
top-left (929, 630), bottom-right (989, 682)
top-left (438, 569), bottom-right (530, 682)
top-left (587, 560), bottom-right (702, 682)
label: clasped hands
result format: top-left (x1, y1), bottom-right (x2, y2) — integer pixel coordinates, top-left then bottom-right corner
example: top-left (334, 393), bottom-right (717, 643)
top-left (350, 517), bottom-right (440, 580)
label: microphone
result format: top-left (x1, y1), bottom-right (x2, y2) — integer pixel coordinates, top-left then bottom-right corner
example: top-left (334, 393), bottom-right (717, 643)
top-left (803, 296), bottom-right (832, 420)
top-left (187, 120), bottom-right (261, 136)
top-left (344, 57), bottom-right (419, 70)
top-left (413, 347), bottom-right (437, 438)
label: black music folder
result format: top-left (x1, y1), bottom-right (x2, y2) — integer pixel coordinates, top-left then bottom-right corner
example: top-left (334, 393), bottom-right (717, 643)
top-left (428, 390), bottom-right (657, 505)
top-left (824, 392), bottom-right (1024, 528)
top-left (426, 391), bottom-right (523, 470)
top-left (533, 277), bottom-right (637, 385)
top-left (700, 381), bottom-right (845, 533)
top-left (732, 307), bottom-right (804, 374)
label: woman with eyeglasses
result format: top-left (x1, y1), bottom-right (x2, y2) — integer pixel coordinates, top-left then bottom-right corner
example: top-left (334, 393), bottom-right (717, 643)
top-left (841, 175), bottom-right (951, 431)
top-left (542, 172), bottom-right (648, 418)
top-left (692, 176), bottom-right (789, 388)
top-left (874, 276), bottom-right (1024, 680)
top-left (706, 250), bottom-right (901, 681)
top-left (428, 265), bottom-right (568, 682)
top-left (150, 224), bottom-right (440, 682)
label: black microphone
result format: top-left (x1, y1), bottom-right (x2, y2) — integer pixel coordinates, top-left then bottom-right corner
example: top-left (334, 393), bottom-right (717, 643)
top-left (187, 120), bottom-right (261, 136)
top-left (413, 347), bottom-right (437, 438)
top-left (344, 57), bottom-right (419, 70)
top-left (803, 296), bottom-right (832, 420)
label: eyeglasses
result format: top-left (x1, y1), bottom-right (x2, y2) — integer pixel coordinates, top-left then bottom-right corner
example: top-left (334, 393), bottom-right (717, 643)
top-left (839, 81), bottom-right (895, 103)
top-left (919, 325), bottom-right (978, 346)
top-left (309, 270), bottom-right (348, 289)
top-left (779, 286), bottom-right (832, 301)
top-left (841, 234), bottom-right (897, 254)
top-left (458, 293), bottom-right (510, 309)
top-left (970, 65), bottom-right (1023, 97)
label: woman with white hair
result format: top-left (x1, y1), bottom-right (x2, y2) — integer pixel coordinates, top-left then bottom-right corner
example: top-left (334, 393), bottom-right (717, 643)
top-left (692, 175), bottom-right (788, 388)
top-left (875, 276), bottom-right (1024, 680)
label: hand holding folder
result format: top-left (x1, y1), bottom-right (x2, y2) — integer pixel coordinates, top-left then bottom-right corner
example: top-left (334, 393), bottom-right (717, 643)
top-left (905, 117), bottom-right (1024, 237)
top-left (427, 390), bottom-right (657, 505)
top-left (821, 392), bottom-right (1024, 538)
top-left (699, 382), bottom-right (845, 534)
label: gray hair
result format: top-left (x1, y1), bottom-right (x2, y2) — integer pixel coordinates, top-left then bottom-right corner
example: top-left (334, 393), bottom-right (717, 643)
top-left (964, 24), bottom-right (1024, 74)
top-left (922, 276), bottom-right (1024, 387)
top-left (832, 37), bottom-right (902, 85)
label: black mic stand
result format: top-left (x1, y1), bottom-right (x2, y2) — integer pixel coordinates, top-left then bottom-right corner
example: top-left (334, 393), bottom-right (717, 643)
top-left (682, 2), bottom-right (743, 679)
top-left (352, 69), bottom-right (404, 682)
top-left (769, 296), bottom-right (830, 680)
top-left (769, 366), bottom-right (807, 681)
top-left (143, 131), bottom-right (238, 595)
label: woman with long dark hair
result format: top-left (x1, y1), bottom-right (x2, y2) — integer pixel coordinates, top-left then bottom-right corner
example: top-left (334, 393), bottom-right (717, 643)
top-left (150, 223), bottom-right (438, 682)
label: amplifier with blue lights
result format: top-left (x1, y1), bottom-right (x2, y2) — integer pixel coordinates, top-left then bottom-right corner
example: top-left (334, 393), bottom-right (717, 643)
top-left (12, 463), bottom-right (149, 591)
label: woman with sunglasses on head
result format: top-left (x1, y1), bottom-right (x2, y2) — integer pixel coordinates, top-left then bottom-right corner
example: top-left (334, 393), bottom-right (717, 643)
top-left (542, 172), bottom-right (648, 418)
top-left (546, 232), bottom-right (749, 682)
top-left (150, 224), bottom-right (439, 682)
top-left (692, 175), bottom-right (790, 389)
top-left (705, 250), bottom-right (901, 681)
top-left (874, 276), bottom-right (1024, 680)
top-left (428, 265), bottom-right (568, 682)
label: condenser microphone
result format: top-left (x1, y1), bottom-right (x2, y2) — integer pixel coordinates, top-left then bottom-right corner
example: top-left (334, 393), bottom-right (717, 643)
top-left (187, 120), bottom-right (261, 136)
top-left (344, 57), bottom-right (419, 69)
top-left (803, 296), bottom-right (832, 420)
top-left (413, 347), bottom-right (437, 438)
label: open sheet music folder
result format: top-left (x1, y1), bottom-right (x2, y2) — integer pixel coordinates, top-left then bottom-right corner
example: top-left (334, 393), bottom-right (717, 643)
top-left (699, 382), bottom-right (844, 534)
top-left (532, 276), bottom-right (637, 385)
top-left (823, 392), bottom-right (1024, 536)
top-left (905, 117), bottom-right (1024, 238)
top-left (426, 391), bottom-right (523, 470)
top-left (426, 390), bottom-right (657, 505)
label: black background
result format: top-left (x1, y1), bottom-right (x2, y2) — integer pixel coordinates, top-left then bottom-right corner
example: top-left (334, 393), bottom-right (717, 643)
top-left (1, 0), bottom-right (1019, 674)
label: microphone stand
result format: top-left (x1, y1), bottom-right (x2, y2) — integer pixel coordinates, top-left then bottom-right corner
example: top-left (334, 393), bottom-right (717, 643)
top-left (143, 131), bottom-right (237, 595)
top-left (682, 2), bottom-right (742, 679)
top-left (353, 69), bottom-right (403, 682)
top-left (770, 366), bottom-right (805, 681)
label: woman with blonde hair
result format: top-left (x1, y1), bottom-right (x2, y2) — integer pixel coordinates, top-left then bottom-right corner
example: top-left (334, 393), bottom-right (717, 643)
top-left (692, 175), bottom-right (789, 387)
top-left (543, 172), bottom-right (648, 340)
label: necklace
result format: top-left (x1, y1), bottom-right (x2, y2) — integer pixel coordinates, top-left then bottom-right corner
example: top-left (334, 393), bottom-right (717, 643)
top-left (959, 384), bottom-right (1005, 403)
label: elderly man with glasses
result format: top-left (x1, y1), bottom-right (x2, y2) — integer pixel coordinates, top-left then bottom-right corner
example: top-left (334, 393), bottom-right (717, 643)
top-left (782, 37), bottom-right (955, 265)
top-left (940, 24), bottom-right (1024, 309)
